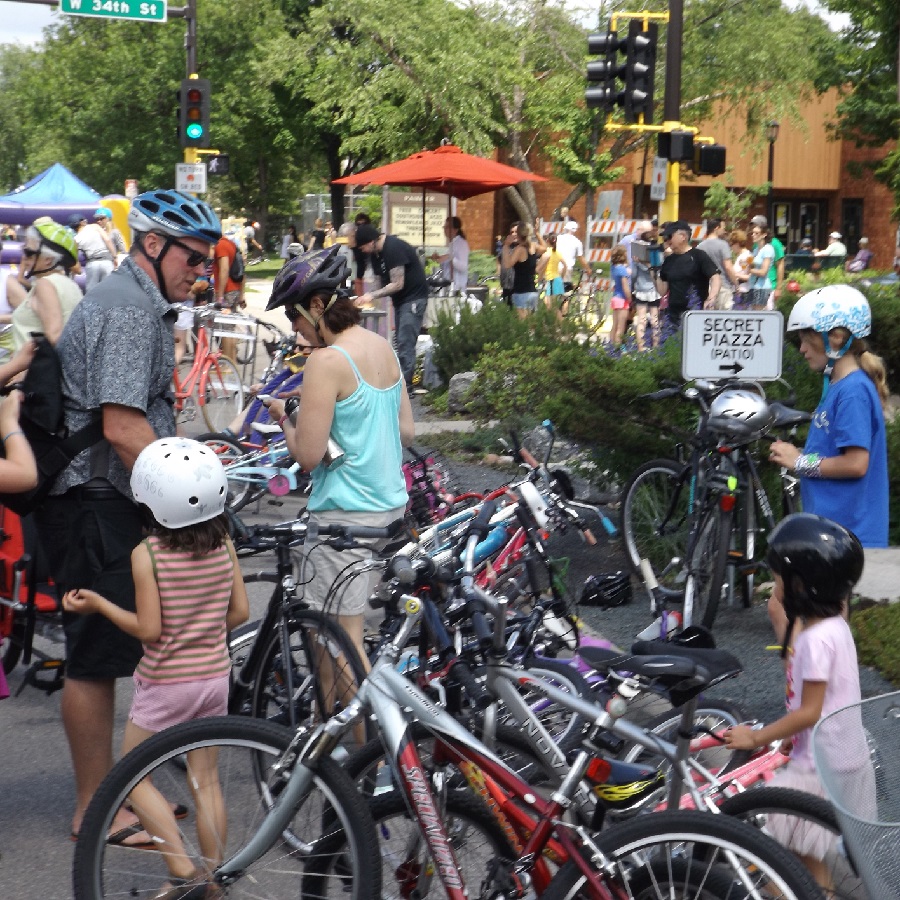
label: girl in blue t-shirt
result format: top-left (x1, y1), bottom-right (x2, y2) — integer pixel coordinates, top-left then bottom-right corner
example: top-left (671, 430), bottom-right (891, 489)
top-left (609, 245), bottom-right (632, 347)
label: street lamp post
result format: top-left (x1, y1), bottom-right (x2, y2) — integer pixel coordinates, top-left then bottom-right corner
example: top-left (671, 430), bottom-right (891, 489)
top-left (767, 120), bottom-right (780, 226)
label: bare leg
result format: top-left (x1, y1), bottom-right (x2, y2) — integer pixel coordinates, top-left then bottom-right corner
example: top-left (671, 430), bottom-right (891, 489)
top-left (634, 303), bottom-right (647, 350)
top-left (648, 305), bottom-right (660, 347)
top-left (63, 677), bottom-right (116, 835)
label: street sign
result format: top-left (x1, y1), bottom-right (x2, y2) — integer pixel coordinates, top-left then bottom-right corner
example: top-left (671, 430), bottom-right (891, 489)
top-left (681, 310), bottom-right (784, 381)
top-left (59, 0), bottom-right (167, 22)
top-left (175, 163), bottom-right (207, 194)
top-left (206, 154), bottom-right (230, 176)
top-left (650, 156), bottom-right (667, 201)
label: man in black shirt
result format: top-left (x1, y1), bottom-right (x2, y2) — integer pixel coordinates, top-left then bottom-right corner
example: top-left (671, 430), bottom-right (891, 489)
top-left (357, 224), bottom-right (429, 391)
top-left (655, 220), bottom-right (720, 328)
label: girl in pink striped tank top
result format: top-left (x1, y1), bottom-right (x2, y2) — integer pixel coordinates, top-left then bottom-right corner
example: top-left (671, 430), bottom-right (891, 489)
top-left (63, 438), bottom-right (248, 898)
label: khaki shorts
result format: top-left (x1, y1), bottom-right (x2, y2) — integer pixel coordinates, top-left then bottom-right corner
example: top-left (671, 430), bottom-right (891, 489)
top-left (713, 284), bottom-right (734, 310)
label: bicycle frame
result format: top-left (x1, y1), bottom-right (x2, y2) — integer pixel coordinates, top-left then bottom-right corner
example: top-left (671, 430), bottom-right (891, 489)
top-left (172, 308), bottom-right (231, 416)
top-left (212, 597), bottom-right (738, 897)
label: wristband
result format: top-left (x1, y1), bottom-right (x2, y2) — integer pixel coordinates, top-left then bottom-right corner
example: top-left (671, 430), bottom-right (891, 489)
top-left (793, 452), bottom-right (822, 478)
top-left (2, 430), bottom-right (24, 444)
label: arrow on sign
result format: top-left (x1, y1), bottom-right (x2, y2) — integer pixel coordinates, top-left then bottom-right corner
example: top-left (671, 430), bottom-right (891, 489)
top-left (719, 362), bottom-right (745, 374)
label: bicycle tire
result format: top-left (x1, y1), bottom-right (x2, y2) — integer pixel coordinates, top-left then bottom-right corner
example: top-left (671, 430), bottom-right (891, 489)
top-left (200, 355), bottom-right (245, 432)
top-left (617, 699), bottom-right (750, 784)
top-left (73, 716), bottom-right (380, 900)
top-left (689, 503), bottom-right (734, 630)
top-left (197, 431), bottom-right (263, 512)
top-left (540, 809), bottom-right (824, 900)
top-left (1, 616), bottom-right (23, 673)
top-left (245, 605), bottom-right (373, 747)
top-left (367, 788), bottom-right (517, 899)
top-left (621, 458), bottom-right (690, 599)
top-left (719, 786), bottom-right (863, 899)
top-left (232, 319), bottom-right (257, 365)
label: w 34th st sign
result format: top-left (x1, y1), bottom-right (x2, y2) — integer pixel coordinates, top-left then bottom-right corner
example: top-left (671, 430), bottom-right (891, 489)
top-left (681, 311), bottom-right (784, 381)
top-left (59, 0), bottom-right (166, 22)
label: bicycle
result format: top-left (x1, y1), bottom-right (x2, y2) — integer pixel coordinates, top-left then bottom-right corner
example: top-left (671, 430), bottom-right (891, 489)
top-left (72, 581), bottom-right (825, 899)
top-left (171, 304), bottom-right (246, 432)
top-left (563, 272), bottom-right (608, 339)
top-left (621, 379), bottom-right (811, 628)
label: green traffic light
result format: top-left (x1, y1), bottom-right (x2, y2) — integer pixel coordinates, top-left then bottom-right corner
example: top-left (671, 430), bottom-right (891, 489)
top-left (186, 123), bottom-right (205, 140)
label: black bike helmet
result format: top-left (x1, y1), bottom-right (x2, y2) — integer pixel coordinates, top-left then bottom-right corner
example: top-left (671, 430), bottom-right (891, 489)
top-left (266, 245), bottom-right (350, 311)
top-left (766, 513), bottom-right (863, 623)
top-left (128, 189), bottom-right (221, 243)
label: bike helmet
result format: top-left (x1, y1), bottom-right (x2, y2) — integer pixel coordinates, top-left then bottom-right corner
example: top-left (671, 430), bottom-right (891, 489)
top-left (128, 189), bottom-right (221, 243)
top-left (30, 217), bottom-right (78, 268)
top-left (266, 245), bottom-right (350, 312)
top-left (707, 389), bottom-right (772, 439)
top-left (766, 513), bottom-right (863, 621)
top-left (786, 285), bottom-right (871, 340)
top-left (131, 437), bottom-right (228, 529)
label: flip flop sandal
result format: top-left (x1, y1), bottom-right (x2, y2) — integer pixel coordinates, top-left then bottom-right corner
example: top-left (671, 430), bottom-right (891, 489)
top-left (106, 822), bottom-right (158, 850)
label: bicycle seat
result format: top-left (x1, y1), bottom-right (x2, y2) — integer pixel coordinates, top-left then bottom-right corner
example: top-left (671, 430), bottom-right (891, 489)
top-left (706, 416), bottom-right (760, 442)
top-left (767, 402), bottom-right (812, 431)
top-left (629, 640), bottom-right (743, 705)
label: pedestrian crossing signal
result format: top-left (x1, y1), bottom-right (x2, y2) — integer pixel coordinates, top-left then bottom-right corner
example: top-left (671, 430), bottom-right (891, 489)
top-left (178, 77), bottom-right (211, 149)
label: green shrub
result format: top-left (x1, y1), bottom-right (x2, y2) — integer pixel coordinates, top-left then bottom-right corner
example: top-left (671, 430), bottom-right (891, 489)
top-left (852, 602), bottom-right (900, 686)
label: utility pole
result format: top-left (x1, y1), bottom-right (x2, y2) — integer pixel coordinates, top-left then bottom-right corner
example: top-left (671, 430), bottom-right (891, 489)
top-left (658, 0), bottom-right (682, 222)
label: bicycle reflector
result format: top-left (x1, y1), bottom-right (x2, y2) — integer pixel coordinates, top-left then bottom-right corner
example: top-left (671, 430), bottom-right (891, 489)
top-left (719, 475), bottom-right (739, 512)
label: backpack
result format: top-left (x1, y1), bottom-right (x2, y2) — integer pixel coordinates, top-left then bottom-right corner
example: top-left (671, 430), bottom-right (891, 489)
top-left (0, 338), bottom-right (104, 516)
top-left (228, 245), bottom-right (245, 282)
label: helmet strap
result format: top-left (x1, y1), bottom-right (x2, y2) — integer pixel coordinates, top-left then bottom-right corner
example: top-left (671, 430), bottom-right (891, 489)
top-left (23, 238), bottom-right (60, 279)
top-left (819, 330), bottom-right (853, 402)
top-left (134, 233), bottom-right (174, 302)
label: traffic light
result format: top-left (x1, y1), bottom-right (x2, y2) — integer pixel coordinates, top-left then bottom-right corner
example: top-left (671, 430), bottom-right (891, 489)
top-left (658, 130), bottom-right (695, 162)
top-left (178, 77), bottom-right (211, 149)
top-left (585, 20), bottom-right (657, 124)
top-left (695, 143), bottom-right (727, 176)
top-left (624, 20), bottom-right (657, 125)
top-left (585, 27), bottom-right (627, 111)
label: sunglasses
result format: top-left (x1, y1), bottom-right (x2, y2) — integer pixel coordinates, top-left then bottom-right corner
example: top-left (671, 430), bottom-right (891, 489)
top-left (158, 234), bottom-right (212, 268)
top-left (22, 248), bottom-right (39, 258)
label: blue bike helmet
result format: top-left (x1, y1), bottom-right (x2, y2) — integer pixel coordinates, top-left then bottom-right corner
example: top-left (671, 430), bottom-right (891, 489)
top-left (128, 189), bottom-right (221, 243)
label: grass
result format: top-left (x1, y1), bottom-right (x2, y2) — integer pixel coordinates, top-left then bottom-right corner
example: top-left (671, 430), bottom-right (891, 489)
top-left (851, 602), bottom-right (900, 686)
top-left (244, 256), bottom-right (284, 278)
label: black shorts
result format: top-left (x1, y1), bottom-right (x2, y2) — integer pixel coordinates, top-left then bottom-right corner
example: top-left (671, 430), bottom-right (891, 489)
top-left (35, 489), bottom-right (144, 680)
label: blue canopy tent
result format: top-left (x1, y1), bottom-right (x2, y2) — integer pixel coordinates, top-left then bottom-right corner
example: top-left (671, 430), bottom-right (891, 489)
top-left (0, 163), bottom-right (102, 226)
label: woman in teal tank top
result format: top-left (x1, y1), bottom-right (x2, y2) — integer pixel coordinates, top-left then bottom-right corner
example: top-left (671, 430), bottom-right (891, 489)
top-left (266, 247), bottom-right (414, 667)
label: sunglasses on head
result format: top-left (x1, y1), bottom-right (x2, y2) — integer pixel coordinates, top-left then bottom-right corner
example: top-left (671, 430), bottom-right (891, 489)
top-left (157, 234), bottom-right (212, 268)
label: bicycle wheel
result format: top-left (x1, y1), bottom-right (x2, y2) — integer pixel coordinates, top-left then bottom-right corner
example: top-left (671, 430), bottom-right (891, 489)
top-left (73, 716), bottom-right (380, 900)
top-left (720, 786), bottom-right (863, 899)
top-left (367, 788), bottom-right (516, 899)
top-left (687, 503), bottom-right (734, 630)
top-left (247, 605), bottom-right (372, 746)
top-left (621, 459), bottom-right (690, 598)
top-left (197, 432), bottom-right (262, 512)
top-left (200, 356), bottom-right (245, 432)
top-left (541, 809), bottom-right (824, 899)
top-left (617, 699), bottom-right (749, 784)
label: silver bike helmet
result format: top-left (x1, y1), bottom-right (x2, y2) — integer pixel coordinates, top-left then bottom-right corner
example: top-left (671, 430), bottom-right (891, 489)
top-left (128, 189), bottom-right (221, 243)
top-left (131, 437), bottom-right (228, 529)
top-left (707, 389), bottom-right (772, 439)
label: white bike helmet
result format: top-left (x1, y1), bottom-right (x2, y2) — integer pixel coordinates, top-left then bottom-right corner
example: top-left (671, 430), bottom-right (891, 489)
top-left (707, 389), bottom-right (772, 438)
top-left (131, 437), bottom-right (228, 529)
top-left (787, 285), bottom-right (871, 341)
top-left (786, 285), bottom-right (871, 392)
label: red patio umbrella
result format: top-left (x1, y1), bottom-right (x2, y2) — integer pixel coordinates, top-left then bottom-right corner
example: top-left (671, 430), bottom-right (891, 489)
top-left (333, 144), bottom-right (547, 243)
top-left (334, 144), bottom-right (546, 200)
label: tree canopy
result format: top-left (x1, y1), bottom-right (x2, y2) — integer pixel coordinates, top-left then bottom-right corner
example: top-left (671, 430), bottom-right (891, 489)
top-left (0, 0), bottom-right (850, 228)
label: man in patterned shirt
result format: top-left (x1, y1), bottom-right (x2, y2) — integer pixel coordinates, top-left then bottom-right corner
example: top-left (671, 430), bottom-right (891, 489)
top-left (34, 190), bottom-right (221, 841)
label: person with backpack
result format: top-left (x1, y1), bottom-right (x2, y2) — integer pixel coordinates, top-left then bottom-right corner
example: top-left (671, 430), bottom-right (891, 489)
top-left (33, 188), bottom-right (221, 842)
top-left (213, 228), bottom-right (246, 363)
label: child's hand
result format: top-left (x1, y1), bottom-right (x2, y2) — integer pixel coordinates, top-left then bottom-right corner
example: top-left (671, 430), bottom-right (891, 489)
top-left (62, 588), bottom-right (102, 615)
top-left (724, 725), bottom-right (757, 751)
